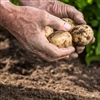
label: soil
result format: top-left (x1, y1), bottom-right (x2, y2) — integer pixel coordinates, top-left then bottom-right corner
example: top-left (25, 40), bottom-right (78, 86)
top-left (0, 29), bottom-right (100, 100)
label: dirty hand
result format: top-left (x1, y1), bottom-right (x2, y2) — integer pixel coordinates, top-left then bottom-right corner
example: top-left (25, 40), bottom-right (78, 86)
top-left (0, 1), bottom-right (75, 61)
top-left (19, 0), bottom-right (95, 59)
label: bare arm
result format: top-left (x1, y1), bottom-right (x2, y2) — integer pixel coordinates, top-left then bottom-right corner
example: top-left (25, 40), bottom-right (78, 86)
top-left (0, 0), bottom-right (12, 27)
top-left (0, 0), bottom-right (75, 61)
top-left (0, 0), bottom-right (18, 29)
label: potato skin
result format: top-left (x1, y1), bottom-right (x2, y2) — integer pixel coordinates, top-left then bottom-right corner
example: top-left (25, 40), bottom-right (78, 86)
top-left (45, 26), bottom-right (54, 37)
top-left (62, 18), bottom-right (76, 29)
top-left (48, 31), bottom-right (72, 48)
top-left (71, 25), bottom-right (94, 46)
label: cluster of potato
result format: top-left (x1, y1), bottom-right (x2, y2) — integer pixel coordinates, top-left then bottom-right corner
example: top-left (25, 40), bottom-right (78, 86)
top-left (45, 18), bottom-right (94, 48)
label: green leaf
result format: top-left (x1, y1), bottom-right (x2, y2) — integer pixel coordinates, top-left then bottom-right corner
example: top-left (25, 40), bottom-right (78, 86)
top-left (85, 54), bottom-right (100, 66)
top-left (96, 0), bottom-right (100, 8)
top-left (86, 44), bottom-right (92, 52)
top-left (96, 26), bottom-right (100, 55)
top-left (90, 20), bottom-right (99, 27)
top-left (10, 0), bottom-right (21, 5)
top-left (60, 0), bottom-right (69, 3)
top-left (87, 0), bottom-right (93, 4)
top-left (75, 0), bottom-right (88, 8)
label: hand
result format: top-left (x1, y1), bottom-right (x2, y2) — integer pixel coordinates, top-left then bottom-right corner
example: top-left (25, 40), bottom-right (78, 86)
top-left (18, 0), bottom-right (84, 59)
top-left (1, 2), bottom-right (75, 61)
top-left (19, 0), bottom-right (86, 24)
top-left (19, 0), bottom-right (95, 59)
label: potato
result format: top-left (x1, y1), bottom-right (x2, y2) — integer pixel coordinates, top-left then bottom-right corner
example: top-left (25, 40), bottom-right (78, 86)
top-left (45, 18), bottom-right (94, 48)
top-left (71, 25), bottom-right (94, 46)
top-left (48, 31), bottom-right (72, 48)
top-left (45, 26), bottom-right (54, 37)
top-left (62, 18), bottom-right (76, 29)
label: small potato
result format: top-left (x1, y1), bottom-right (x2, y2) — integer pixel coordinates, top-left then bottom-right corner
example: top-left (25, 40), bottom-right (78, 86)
top-left (71, 25), bottom-right (94, 46)
top-left (48, 31), bottom-right (72, 48)
top-left (45, 26), bottom-right (54, 37)
top-left (62, 18), bottom-right (76, 29)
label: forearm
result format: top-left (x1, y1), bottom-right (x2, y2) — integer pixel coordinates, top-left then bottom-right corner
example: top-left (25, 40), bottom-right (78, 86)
top-left (0, 0), bottom-right (18, 29)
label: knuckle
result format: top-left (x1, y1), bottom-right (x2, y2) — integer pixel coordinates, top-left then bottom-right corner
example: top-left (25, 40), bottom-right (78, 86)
top-left (43, 12), bottom-right (51, 25)
top-left (43, 10), bottom-right (50, 19)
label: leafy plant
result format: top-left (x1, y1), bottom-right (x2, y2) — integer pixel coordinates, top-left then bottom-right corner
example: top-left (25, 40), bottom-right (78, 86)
top-left (60, 0), bottom-right (100, 65)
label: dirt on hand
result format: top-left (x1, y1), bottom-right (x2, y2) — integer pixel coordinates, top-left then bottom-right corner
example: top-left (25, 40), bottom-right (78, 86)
top-left (0, 29), bottom-right (100, 100)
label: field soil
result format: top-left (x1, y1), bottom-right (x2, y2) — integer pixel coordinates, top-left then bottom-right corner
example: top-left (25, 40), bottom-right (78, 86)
top-left (0, 29), bottom-right (100, 100)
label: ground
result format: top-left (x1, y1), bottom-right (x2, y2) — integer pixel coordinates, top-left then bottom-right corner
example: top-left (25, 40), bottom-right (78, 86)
top-left (0, 29), bottom-right (100, 100)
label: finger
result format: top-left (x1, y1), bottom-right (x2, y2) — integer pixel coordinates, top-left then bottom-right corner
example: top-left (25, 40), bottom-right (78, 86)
top-left (75, 46), bottom-right (85, 54)
top-left (46, 13), bottom-right (72, 31)
top-left (74, 15), bottom-right (86, 25)
top-left (69, 52), bottom-right (78, 59)
top-left (67, 6), bottom-right (86, 24)
top-left (41, 42), bottom-right (75, 58)
top-left (35, 51), bottom-right (70, 62)
top-left (64, 52), bottom-right (78, 61)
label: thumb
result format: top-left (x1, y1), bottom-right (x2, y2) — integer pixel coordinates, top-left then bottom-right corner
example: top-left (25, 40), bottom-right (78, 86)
top-left (46, 13), bottom-right (71, 31)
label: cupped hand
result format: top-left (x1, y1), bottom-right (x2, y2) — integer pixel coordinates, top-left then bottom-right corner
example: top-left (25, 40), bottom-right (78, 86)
top-left (5, 4), bottom-right (75, 61)
top-left (10, 0), bottom-right (95, 60)
top-left (18, 0), bottom-right (86, 59)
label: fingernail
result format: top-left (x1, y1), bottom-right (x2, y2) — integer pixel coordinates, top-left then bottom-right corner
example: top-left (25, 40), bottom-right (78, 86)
top-left (64, 23), bottom-right (71, 31)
